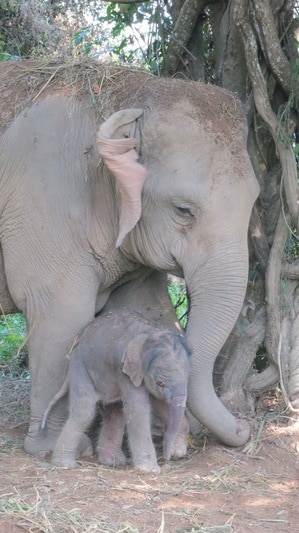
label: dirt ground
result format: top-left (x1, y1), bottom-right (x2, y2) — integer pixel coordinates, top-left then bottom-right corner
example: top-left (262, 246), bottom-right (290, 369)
top-left (0, 380), bottom-right (299, 533)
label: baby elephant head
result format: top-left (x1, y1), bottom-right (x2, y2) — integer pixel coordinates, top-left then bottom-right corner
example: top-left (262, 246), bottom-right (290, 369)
top-left (122, 328), bottom-right (191, 461)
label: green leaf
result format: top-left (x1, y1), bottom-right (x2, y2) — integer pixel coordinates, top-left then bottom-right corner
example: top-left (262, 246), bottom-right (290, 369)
top-left (71, 26), bottom-right (91, 45)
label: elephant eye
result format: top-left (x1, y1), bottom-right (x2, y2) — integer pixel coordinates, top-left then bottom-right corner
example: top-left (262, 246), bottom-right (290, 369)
top-left (156, 379), bottom-right (165, 387)
top-left (177, 206), bottom-right (191, 214)
top-left (175, 205), bottom-right (194, 217)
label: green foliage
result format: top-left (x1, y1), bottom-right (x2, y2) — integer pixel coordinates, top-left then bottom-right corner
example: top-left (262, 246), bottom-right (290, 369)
top-left (0, 0), bottom-right (18, 59)
top-left (0, 314), bottom-right (27, 377)
top-left (0, 0), bottom-right (53, 60)
top-left (0, 0), bottom-right (32, 60)
top-left (285, 232), bottom-right (299, 260)
top-left (167, 276), bottom-right (189, 330)
top-left (70, 2), bottom-right (217, 78)
top-left (71, 26), bottom-right (96, 56)
top-left (72, 1), bottom-right (172, 74)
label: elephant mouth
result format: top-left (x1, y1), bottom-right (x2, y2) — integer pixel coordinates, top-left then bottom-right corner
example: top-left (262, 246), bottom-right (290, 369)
top-left (168, 253), bottom-right (184, 277)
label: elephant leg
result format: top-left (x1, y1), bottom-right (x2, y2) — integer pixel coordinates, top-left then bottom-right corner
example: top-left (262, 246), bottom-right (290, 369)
top-left (24, 278), bottom-right (97, 456)
top-left (122, 385), bottom-right (160, 474)
top-left (96, 403), bottom-right (127, 467)
top-left (151, 397), bottom-right (189, 459)
top-left (52, 390), bottom-right (98, 468)
top-left (0, 245), bottom-right (18, 313)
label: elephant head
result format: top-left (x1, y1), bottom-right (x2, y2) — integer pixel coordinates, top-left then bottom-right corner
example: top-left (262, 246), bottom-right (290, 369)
top-left (97, 82), bottom-right (260, 447)
top-left (122, 330), bottom-right (190, 461)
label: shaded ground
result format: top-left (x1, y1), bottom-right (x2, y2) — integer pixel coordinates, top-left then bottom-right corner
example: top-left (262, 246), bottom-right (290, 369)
top-left (0, 380), bottom-right (299, 532)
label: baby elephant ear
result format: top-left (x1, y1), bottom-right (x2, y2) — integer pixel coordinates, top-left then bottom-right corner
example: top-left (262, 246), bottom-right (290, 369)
top-left (121, 333), bottom-right (149, 387)
top-left (97, 109), bottom-right (147, 248)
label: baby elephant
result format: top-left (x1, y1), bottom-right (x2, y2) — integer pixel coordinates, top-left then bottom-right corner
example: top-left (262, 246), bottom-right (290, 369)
top-left (41, 309), bottom-right (191, 473)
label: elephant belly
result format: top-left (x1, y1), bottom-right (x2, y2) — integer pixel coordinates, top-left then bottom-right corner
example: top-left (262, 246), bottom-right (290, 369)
top-left (95, 382), bottom-right (122, 406)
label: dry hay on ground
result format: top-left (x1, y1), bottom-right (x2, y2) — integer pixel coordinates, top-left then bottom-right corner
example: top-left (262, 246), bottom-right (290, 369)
top-left (0, 378), bottom-right (299, 532)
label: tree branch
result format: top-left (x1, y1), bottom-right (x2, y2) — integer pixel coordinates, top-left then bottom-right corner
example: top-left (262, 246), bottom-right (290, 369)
top-left (101, 1), bottom-right (151, 3)
top-left (248, 206), bottom-right (270, 271)
top-left (282, 260), bottom-right (299, 280)
top-left (245, 364), bottom-right (279, 393)
top-left (265, 211), bottom-right (289, 364)
top-left (164, 0), bottom-right (212, 76)
top-left (220, 306), bottom-right (266, 394)
top-left (234, 0), bottom-right (298, 230)
top-left (288, 287), bottom-right (299, 410)
top-left (252, 0), bottom-right (291, 95)
top-left (219, 306), bottom-right (266, 414)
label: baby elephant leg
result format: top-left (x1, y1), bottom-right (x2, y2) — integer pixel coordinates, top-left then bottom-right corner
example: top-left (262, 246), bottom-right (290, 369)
top-left (52, 393), bottom-right (97, 468)
top-left (123, 387), bottom-right (160, 474)
top-left (97, 403), bottom-right (127, 467)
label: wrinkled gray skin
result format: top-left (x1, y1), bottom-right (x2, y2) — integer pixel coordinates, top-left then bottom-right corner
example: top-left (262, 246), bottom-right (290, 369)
top-left (41, 309), bottom-right (191, 473)
top-left (0, 62), bottom-right (259, 456)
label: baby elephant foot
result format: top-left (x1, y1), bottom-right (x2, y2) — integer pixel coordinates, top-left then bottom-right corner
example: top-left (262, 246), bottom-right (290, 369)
top-left (51, 452), bottom-right (77, 469)
top-left (76, 434), bottom-right (93, 458)
top-left (97, 449), bottom-right (127, 468)
top-left (171, 440), bottom-right (188, 459)
top-left (134, 462), bottom-right (161, 474)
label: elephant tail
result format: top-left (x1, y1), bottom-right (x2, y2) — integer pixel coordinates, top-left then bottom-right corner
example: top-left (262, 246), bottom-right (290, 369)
top-left (39, 376), bottom-right (70, 436)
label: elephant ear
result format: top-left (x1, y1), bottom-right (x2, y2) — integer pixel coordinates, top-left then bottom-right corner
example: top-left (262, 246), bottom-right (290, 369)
top-left (121, 333), bottom-right (149, 387)
top-left (97, 109), bottom-right (147, 248)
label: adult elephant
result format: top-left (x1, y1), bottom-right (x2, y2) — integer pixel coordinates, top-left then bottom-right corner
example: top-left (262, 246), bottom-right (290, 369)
top-left (0, 60), bottom-right (259, 456)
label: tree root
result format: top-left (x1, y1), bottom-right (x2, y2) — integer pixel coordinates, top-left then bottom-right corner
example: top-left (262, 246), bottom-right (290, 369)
top-left (219, 306), bottom-right (266, 413)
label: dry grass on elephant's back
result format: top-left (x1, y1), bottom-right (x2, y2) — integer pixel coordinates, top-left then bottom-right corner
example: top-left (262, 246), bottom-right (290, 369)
top-left (0, 58), bottom-right (245, 141)
top-left (0, 59), bottom-right (149, 135)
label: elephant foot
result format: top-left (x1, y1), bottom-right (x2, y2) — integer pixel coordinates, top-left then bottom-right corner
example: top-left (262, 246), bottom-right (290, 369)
top-left (133, 458), bottom-right (161, 474)
top-left (52, 453), bottom-right (77, 469)
top-left (134, 463), bottom-right (161, 474)
top-left (24, 420), bottom-right (93, 459)
top-left (171, 441), bottom-right (187, 459)
top-left (51, 435), bottom-right (93, 468)
top-left (97, 449), bottom-right (127, 467)
top-left (77, 433), bottom-right (93, 458)
top-left (24, 427), bottom-right (59, 458)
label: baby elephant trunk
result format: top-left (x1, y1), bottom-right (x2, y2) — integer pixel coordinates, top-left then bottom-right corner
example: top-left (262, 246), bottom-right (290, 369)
top-left (163, 394), bottom-right (187, 462)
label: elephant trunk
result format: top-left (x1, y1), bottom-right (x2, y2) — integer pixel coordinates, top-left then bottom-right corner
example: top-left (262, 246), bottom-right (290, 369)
top-left (163, 394), bottom-right (187, 461)
top-left (185, 246), bottom-right (250, 447)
